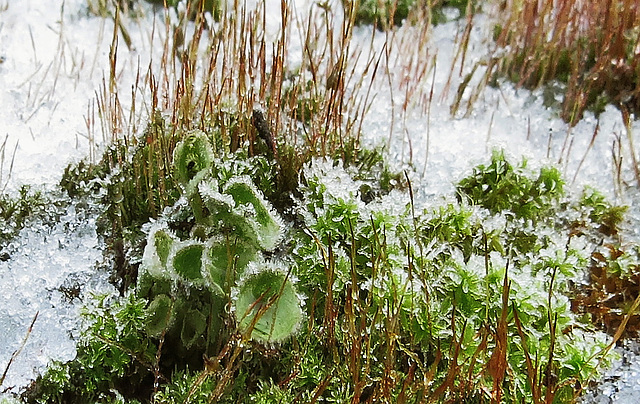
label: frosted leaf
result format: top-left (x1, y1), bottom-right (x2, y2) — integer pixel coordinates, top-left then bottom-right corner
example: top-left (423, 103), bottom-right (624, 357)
top-left (234, 263), bottom-right (302, 343)
top-left (203, 236), bottom-right (257, 295)
top-left (169, 241), bottom-right (206, 282)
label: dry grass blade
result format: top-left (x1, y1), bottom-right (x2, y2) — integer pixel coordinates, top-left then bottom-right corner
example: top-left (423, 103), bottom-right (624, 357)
top-left (487, 267), bottom-right (510, 402)
top-left (513, 305), bottom-right (541, 403)
top-left (0, 311), bottom-right (38, 391)
top-left (0, 135), bottom-right (18, 193)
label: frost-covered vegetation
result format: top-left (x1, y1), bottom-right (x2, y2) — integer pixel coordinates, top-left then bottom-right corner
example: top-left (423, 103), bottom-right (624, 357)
top-left (21, 137), bottom-right (630, 402)
top-left (2, 0), bottom-right (640, 402)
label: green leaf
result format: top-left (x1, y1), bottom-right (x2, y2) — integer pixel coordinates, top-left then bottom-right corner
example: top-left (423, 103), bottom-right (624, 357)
top-left (173, 130), bottom-right (214, 194)
top-left (171, 242), bottom-right (205, 281)
top-left (205, 236), bottom-right (257, 294)
top-left (224, 177), bottom-right (283, 251)
top-left (180, 308), bottom-right (207, 350)
top-left (235, 267), bottom-right (302, 343)
top-left (144, 294), bottom-right (174, 337)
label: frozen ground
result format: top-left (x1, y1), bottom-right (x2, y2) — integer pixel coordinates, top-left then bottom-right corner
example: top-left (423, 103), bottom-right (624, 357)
top-left (0, 195), bottom-right (110, 390)
top-left (581, 340), bottom-right (640, 404)
top-left (1, 0), bottom-right (639, 399)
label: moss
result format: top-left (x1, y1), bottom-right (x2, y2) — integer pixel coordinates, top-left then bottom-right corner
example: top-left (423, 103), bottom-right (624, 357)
top-left (31, 145), bottom-right (626, 402)
top-left (0, 185), bottom-right (53, 248)
top-left (146, 0), bottom-right (222, 20)
top-left (456, 149), bottom-right (564, 222)
top-left (346, 0), bottom-right (470, 29)
top-left (24, 294), bottom-right (156, 404)
top-left (578, 187), bottom-right (628, 237)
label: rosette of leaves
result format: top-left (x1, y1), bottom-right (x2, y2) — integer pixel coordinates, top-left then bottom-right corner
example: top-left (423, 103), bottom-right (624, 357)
top-left (235, 265), bottom-right (302, 343)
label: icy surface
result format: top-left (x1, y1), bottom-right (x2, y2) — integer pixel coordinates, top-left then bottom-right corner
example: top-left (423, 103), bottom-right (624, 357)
top-left (581, 341), bottom-right (640, 404)
top-left (0, 0), bottom-right (639, 400)
top-left (0, 198), bottom-right (112, 390)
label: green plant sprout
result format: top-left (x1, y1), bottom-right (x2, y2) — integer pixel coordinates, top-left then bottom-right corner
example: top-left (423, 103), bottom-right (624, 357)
top-left (135, 133), bottom-right (301, 360)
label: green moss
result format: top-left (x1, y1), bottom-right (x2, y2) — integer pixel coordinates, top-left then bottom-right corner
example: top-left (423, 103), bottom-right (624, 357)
top-left (579, 187), bottom-right (628, 236)
top-left (0, 185), bottom-right (52, 247)
top-left (24, 294), bottom-right (156, 404)
top-left (347, 0), bottom-right (470, 28)
top-left (456, 149), bottom-right (564, 222)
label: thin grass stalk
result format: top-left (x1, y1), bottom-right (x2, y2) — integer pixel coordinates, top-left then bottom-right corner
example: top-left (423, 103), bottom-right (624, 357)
top-left (0, 135), bottom-right (17, 193)
top-left (0, 312), bottom-right (38, 390)
top-left (513, 305), bottom-right (541, 403)
top-left (621, 105), bottom-right (640, 186)
top-left (430, 314), bottom-right (466, 399)
top-left (571, 118), bottom-right (600, 185)
top-left (488, 268), bottom-right (510, 402)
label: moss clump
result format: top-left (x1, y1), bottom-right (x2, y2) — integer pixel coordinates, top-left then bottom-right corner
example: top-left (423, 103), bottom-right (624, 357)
top-left (578, 187), bottom-right (628, 236)
top-left (456, 149), bottom-right (564, 222)
top-left (0, 185), bottom-right (53, 248)
top-left (346, 0), bottom-right (471, 28)
top-left (24, 294), bottom-right (156, 404)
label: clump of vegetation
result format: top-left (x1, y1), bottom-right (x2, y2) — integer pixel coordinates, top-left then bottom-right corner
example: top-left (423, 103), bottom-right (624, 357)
top-left (568, 188), bottom-right (640, 340)
top-left (457, 150), bottom-right (564, 222)
top-left (24, 293), bottom-right (154, 403)
top-left (28, 129), bottom-right (305, 402)
top-left (483, 0), bottom-right (640, 125)
top-left (572, 243), bottom-right (640, 336)
top-left (30, 146), bottom-right (626, 402)
top-left (576, 187), bottom-right (628, 237)
top-left (22, 0), bottom-right (640, 402)
top-left (345, 0), bottom-right (471, 28)
top-left (0, 186), bottom-right (56, 248)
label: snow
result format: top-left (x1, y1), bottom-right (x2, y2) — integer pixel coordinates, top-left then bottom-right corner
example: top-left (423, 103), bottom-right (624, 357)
top-left (0, 197), bottom-right (110, 389)
top-left (0, 0), bottom-right (639, 399)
